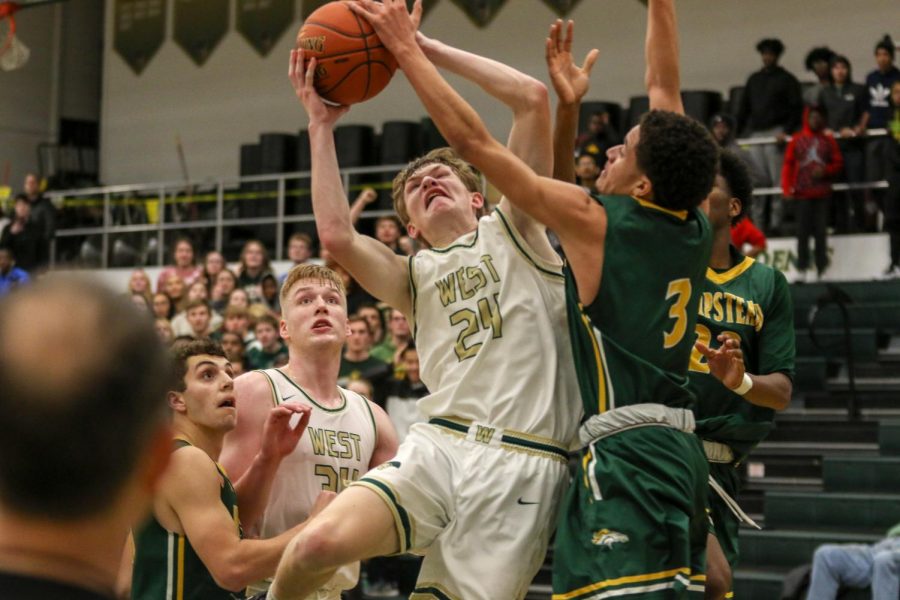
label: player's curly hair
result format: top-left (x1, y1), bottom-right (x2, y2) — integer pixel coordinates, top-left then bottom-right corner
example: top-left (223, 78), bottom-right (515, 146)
top-left (718, 150), bottom-right (753, 225)
top-left (636, 110), bottom-right (719, 211)
top-left (392, 147), bottom-right (485, 226)
top-left (170, 338), bottom-right (227, 392)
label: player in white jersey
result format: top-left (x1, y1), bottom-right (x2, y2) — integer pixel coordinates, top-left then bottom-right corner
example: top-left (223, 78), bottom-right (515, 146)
top-left (220, 264), bottom-right (398, 599)
top-left (270, 25), bottom-right (581, 600)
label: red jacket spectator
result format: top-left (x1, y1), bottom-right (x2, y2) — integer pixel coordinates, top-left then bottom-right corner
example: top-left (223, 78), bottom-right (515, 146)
top-left (781, 106), bottom-right (844, 200)
top-left (731, 218), bottom-right (767, 256)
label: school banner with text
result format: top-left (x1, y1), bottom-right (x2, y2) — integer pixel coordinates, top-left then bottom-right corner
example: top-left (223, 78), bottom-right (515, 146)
top-left (238, 0), bottom-right (294, 57)
top-left (755, 234), bottom-right (890, 283)
top-left (114, 0), bottom-right (166, 74)
top-left (174, 0), bottom-right (229, 66)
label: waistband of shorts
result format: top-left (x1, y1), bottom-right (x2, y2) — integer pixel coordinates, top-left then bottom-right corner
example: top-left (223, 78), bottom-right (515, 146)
top-left (702, 440), bottom-right (736, 464)
top-left (428, 417), bottom-right (569, 462)
top-left (578, 403), bottom-right (696, 447)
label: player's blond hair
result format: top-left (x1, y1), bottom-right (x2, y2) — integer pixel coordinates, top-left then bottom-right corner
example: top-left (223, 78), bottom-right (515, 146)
top-left (280, 264), bottom-right (347, 307)
top-left (391, 148), bottom-right (485, 227)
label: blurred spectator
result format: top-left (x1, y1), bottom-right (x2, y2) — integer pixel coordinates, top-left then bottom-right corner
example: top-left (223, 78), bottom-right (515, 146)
top-left (219, 331), bottom-right (247, 376)
top-left (21, 173), bottom-right (55, 268)
top-left (0, 247), bottom-right (29, 296)
top-left (803, 46), bottom-right (836, 106)
top-left (345, 378), bottom-right (374, 400)
top-left (245, 314), bottom-right (287, 370)
top-left (574, 153), bottom-right (600, 192)
top-left (128, 268), bottom-right (153, 304)
top-left (782, 105), bottom-right (844, 280)
top-left (202, 250), bottom-right (226, 288)
top-left (278, 233), bottom-right (316, 285)
top-left (184, 299), bottom-right (214, 339)
top-left (806, 522), bottom-right (900, 599)
top-left (210, 268), bottom-right (238, 312)
top-left (883, 80), bottom-right (900, 278)
top-left (710, 114), bottom-right (768, 188)
top-left (161, 272), bottom-right (187, 313)
top-left (375, 216), bottom-right (406, 255)
top-left (227, 288), bottom-right (250, 311)
top-left (338, 316), bottom-right (392, 407)
top-left (575, 110), bottom-right (621, 170)
top-left (349, 187), bottom-right (380, 226)
top-left (731, 216), bottom-right (767, 258)
top-left (216, 305), bottom-right (254, 344)
top-left (371, 308), bottom-right (412, 365)
top-left (236, 239), bottom-right (273, 303)
top-left (151, 292), bottom-right (175, 320)
top-left (384, 343), bottom-right (428, 443)
top-left (737, 38), bottom-right (803, 234)
top-left (260, 273), bottom-right (281, 314)
top-left (171, 281), bottom-right (222, 337)
top-left (154, 317), bottom-right (174, 345)
top-left (129, 293), bottom-right (152, 314)
top-left (0, 196), bottom-right (42, 272)
top-left (326, 259), bottom-right (376, 315)
top-left (357, 302), bottom-right (386, 345)
top-left (155, 237), bottom-right (202, 291)
top-left (866, 35), bottom-right (900, 222)
top-left (819, 55), bottom-right (869, 232)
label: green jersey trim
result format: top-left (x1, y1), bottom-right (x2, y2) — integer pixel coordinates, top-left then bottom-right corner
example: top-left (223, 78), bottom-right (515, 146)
top-left (420, 227), bottom-right (479, 254)
top-left (273, 369), bottom-right (347, 413)
top-left (255, 369), bottom-right (280, 408)
top-left (706, 256), bottom-right (755, 284)
top-left (493, 207), bottom-right (565, 281)
top-left (632, 196), bottom-right (689, 221)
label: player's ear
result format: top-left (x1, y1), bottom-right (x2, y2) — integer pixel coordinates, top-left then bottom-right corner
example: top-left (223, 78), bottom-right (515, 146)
top-left (729, 197), bottom-right (742, 219)
top-left (168, 390), bottom-right (186, 413)
top-left (406, 222), bottom-right (420, 240)
top-left (633, 175), bottom-right (652, 201)
top-left (280, 319), bottom-right (290, 342)
top-left (470, 192), bottom-right (485, 211)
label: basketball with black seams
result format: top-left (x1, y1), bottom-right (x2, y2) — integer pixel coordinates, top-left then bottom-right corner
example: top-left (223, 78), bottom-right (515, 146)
top-left (297, 1), bottom-right (397, 106)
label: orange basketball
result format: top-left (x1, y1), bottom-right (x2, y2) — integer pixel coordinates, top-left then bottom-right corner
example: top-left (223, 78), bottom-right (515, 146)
top-left (297, 1), bottom-right (397, 106)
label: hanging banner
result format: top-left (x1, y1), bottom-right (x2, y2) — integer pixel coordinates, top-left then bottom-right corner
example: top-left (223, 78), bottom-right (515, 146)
top-left (302, 0), bottom-right (437, 21)
top-left (237, 0), bottom-right (293, 56)
top-left (113, 0), bottom-right (166, 75)
top-left (451, 0), bottom-right (507, 27)
top-left (541, 0), bottom-right (582, 17)
top-left (173, 0), bottom-right (229, 66)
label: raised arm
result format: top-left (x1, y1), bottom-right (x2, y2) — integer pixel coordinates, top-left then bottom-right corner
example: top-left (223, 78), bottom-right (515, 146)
top-left (546, 19), bottom-right (599, 184)
top-left (418, 32), bottom-right (556, 259)
top-left (349, 1), bottom-right (603, 257)
top-left (645, 0), bottom-right (684, 114)
top-left (289, 49), bottom-right (411, 316)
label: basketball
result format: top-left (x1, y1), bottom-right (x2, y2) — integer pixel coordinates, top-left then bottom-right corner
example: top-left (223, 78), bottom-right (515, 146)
top-left (296, 1), bottom-right (397, 106)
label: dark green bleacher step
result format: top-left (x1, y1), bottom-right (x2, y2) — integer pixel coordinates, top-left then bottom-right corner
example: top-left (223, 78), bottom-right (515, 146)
top-left (795, 328), bottom-right (880, 360)
top-left (765, 417), bottom-right (878, 444)
top-left (765, 491), bottom-right (900, 532)
top-left (741, 454), bottom-right (823, 479)
top-left (753, 441), bottom-right (878, 457)
top-left (801, 303), bottom-right (900, 332)
top-left (804, 390), bottom-right (900, 411)
top-left (851, 361), bottom-right (900, 378)
top-left (880, 420), bottom-right (900, 455)
top-left (824, 456), bottom-right (900, 493)
top-left (795, 356), bottom-right (830, 391)
top-left (740, 529), bottom-right (881, 569)
top-left (790, 281), bottom-right (900, 307)
top-left (828, 376), bottom-right (900, 393)
top-left (732, 568), bottom-right (785, 599)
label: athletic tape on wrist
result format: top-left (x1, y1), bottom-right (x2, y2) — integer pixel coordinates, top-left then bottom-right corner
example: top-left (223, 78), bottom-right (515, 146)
top-left (730, 372), bottom-right (753, 396)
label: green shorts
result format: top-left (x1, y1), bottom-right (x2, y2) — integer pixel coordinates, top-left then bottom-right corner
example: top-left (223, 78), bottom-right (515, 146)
top-left (552, 426), bottom-right (709, 599)
top-left (707, 463), bottom-right (742, 569)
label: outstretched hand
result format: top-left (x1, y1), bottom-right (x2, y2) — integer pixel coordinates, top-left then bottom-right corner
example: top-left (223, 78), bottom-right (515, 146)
top-left (545, 19), bottom-right (599, 106)
top-left (349, 0), bottom-right (423, 57)
top-left (259, 403), bottom-right (313, 461)
top-left (695, 334), bottom-right (746, 392)
top-left (288, 48), bottom-right (349, 125)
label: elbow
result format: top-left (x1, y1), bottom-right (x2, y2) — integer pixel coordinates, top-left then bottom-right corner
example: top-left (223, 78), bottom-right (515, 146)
top-left (318, 227), bottom-right (353, 257)
top-left (517, 78), bottom-right (550, 114)
top-left (211, 564), bottom-right (253, 593)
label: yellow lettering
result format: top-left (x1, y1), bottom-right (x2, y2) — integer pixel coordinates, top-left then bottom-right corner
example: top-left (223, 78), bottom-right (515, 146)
top-left (701, 292), bottom-right (713, 319)
top-left (435, 273), bottom-right (457, 307)
top-left (725, 293), bottom-right (734, 323)
top-left (337, 431), bottom-right (352, 459)
top-left (350, 433), bottom-right (362, 460)
top-left (712, 292), bottom-right (725, 322)
top-left (309, 428), bottom-right (327, 456)
top-left (734, 296), bottom-right (745, 324)
top-left (475, 425), bottom-right (496, 444)
top-left (466, 266), bottom-right (487, 295)
top-left (457, 267), bottom-right (475, 300)
top-left (480, 255), bottom-right (500, 282)
top-left (324, 429), bottom-right (339, 458)
top-left (298, 35), bottom-right (325, 52)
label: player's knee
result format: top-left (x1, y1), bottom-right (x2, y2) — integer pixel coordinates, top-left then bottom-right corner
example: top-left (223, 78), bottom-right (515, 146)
top-left (288, 521), bottom-right (345, 571)
top-left (873, 550), bottom-right (898, 574)
top-left (704, 567), bottom-right (731, 600)
top-left (813, 544), bottom-right (844, 569)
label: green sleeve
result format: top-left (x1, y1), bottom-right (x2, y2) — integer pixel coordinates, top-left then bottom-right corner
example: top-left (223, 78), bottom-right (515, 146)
top-left (758, 269), bottom-right (795, 378)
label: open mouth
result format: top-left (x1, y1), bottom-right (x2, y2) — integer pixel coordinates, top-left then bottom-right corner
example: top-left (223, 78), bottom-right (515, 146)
top-left (424, 188), bottom-right (449, 210)
top-left (219, 397), bottom-right (236, 409)
top-left (312, 318), bottom-right (332, 331)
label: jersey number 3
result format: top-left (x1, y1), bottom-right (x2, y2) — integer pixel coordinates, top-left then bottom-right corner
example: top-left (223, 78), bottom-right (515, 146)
top-left (663, 279), bottom-right (691, 349)
top-left (449, 294), bottom-right (503, 361)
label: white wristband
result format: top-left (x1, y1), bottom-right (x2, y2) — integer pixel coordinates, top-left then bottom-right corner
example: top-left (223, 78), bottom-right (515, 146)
top-left (730, 373), bottom-right (753, 396)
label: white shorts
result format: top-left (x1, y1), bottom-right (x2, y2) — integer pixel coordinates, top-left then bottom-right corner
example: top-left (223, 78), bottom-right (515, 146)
top-left (352, 418), bottom-right (570, 600)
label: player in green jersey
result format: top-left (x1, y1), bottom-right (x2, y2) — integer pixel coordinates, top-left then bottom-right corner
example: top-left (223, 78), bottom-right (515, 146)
top-left (689, 150), bottom-right (795, 599)
top-left (128, 339), bottom-right (333, 600)
top-left (350, 0), bottom-right (719, 597)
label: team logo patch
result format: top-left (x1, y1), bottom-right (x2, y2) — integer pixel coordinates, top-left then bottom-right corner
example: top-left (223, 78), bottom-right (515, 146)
top-left (591, 529), bottom-right (629, 548)
top-left (376, 460), bottom-right (401, 471)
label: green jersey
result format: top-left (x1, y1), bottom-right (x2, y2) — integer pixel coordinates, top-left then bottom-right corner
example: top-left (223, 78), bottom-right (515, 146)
top-left (567, 195), bottom-right (712, 417)
top-left (689, 248), bottom-right (795, 462)
top-left (132, 439), bottom-right (243, 600)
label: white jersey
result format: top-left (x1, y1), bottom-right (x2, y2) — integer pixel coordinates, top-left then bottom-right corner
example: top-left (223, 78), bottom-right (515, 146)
top-left (409, 208), bottom-right (581, 445)
top-left (249, 367), bottom-right (377, 596)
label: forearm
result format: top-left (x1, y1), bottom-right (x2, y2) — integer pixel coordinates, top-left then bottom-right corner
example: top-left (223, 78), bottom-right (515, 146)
top-left (233, 452), bottom-right (282, 529)
top-left (553, 102), bottom-right (580, 184)
top-left (741, 372), bottom-right (791, 411)
top-left (645, 0), bottom-right (683, 113)
top-left (309, 123), bottom-right (356, 251)
top-left (214, 527), bottom-right (303, 591)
